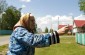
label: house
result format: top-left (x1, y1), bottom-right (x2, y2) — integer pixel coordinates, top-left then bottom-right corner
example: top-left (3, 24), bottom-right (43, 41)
top-left (58, 24), bottom-right (73, 34)
top-left (73, 20), bottom-right (85, 33)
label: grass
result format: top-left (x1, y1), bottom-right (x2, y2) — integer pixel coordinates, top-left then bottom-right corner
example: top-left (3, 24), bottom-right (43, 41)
top-left (35, 35), bottom-right (85, 55)
top-left (0, 44), bottom-right (8, 55)
top-left (1, 35), bottom-right (85, 55)
top-left (0, 35), bottom-right (10, 37)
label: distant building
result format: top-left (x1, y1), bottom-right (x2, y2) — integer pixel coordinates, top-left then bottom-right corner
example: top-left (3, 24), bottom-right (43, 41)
top-left (73, 20), bottom-right (85, 33)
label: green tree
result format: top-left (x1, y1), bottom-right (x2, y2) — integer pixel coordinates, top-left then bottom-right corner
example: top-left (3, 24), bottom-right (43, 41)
top-left (0, 0), bottom-right (7, 14)
top-left (34, 23), bottom-right (37, 33)
top-left (2, 6), bottom-right (21, 30)
top-left (45, 27), bottom-right (48, 33)
top-left (0, 0), bottom-right (7, 30)
top-left (49, 28), bottom-right (53, 33)
top-left (82, 25), bottom-right (85, 32)
top-left (79, 0), bottom-right (85, 14)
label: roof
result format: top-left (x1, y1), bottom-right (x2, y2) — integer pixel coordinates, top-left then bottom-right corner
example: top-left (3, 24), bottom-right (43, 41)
top-left (58, 25), bottom-right (73, 30)
top-left (74, 20), bottom-right (85, 27)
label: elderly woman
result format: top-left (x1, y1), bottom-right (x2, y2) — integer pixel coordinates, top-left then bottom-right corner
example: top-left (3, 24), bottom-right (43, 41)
top-left (7, 13), bottom-right (68, 55)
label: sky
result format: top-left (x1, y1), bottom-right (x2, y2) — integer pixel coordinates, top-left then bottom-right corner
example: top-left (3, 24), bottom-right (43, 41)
top-left (6, 0), bottom-right (85, 31)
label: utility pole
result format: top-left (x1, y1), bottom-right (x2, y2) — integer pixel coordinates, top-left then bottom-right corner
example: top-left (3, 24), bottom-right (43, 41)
top-left (72, 16), bottom-right (74, 35)
top-left (1, 12), bottom-right (6, 30)
top-left (50, 17), bottom-right (53, 33)
top-left (51, 18), bottom-right (52, 30)
top-left (0, 13), bottom-right (3, 30)
top-left (58, 17), bottom-right (59, 29)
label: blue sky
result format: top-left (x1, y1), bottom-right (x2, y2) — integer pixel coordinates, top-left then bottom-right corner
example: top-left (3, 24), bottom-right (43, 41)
top-left (6, 0), bottom-right (81, 17)
top-left (6, 0), bottom-right (85, 31)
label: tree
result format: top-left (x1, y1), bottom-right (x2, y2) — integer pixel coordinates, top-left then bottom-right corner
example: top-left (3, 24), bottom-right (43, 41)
top-left (82, 25), bottom-right (85, 32)
top-left (34, 23), bottom-right (37, 33)
top-left (2, 6), bottom-right (21, 30)
top-left (0, 0), bottom-right (7, 30)
top-left (45, 27), bottom-right (48, 33)
top-left (0, 0), bottom-right (7, 14)
top-left (49, 28), bottom-right (53, 33)
top-left (79, 0), bottom-right (85, 14)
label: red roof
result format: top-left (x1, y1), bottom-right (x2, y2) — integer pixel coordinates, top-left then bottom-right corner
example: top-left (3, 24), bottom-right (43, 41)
top-left (74, 20), bottom-right (85, 27)
top-left (58, 25), bottom-right (73, 30)
top-left (58, 25), bottom-right (66, 29)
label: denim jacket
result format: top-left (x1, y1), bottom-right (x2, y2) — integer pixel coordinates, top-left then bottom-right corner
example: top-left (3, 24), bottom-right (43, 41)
top-left (7, 27), bottom-right (59, 55)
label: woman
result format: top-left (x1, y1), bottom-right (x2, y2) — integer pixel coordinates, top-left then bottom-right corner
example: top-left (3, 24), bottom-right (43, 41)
top-left (7, 13), bottom-right (68, 55)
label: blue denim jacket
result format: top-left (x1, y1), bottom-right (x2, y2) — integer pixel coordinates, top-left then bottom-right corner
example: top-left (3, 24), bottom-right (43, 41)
top-left (7, 27), bottom-right (59, 55)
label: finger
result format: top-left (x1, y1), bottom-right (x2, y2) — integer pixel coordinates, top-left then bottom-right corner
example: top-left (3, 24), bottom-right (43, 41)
top-left (65, 28), bottom-right (69, 30)
top-left (64, 26), bottom-right (69, 30)
top-left (65, 26), bottom-right (69, 28)
top-left (62, 31), bottom-right (65, 33)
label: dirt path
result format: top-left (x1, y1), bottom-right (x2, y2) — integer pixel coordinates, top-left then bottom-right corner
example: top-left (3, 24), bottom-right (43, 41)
top-left (0, 35), bottom-right (10, 46)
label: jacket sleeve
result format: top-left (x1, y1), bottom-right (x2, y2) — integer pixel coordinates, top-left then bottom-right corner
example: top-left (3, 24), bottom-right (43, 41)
top-left (13, 27), bottom-right (60, 47)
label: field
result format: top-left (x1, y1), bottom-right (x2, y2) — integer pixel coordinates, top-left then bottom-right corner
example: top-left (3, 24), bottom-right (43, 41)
top-left (35, 35), bottom-right (85, 55)
top-left (0, 35), bottom-right (85, 55)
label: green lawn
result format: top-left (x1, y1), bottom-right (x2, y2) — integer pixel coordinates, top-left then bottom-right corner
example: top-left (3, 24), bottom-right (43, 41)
top-left (0, 44), bottom-right (8, 55)
top-left (0, 35), bottom-right (85, 55)
top-left (35, 35), bottom-right (85, 55)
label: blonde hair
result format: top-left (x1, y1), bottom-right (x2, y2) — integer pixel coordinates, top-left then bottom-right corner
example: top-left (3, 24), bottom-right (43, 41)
top-left (13, 13), bottom-right (34, 31)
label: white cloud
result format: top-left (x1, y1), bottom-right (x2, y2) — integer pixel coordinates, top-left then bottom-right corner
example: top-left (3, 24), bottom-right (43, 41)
top-left (75, 14), bottom-right (85, 20)
top-left (21, 5), bottom-right (26, 8)
top-left (21, 13), bottom-right (24, 15)
top-left (20, 0), bottom-right (31, 2)
top-left (59, 15), bottom-right (73, 25)
top-left (36, 15), bottom-right (52, 31)
top-left (36, 15), bottom-right (73, 31)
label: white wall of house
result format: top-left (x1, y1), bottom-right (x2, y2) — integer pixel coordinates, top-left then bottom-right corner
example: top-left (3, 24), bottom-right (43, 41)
top-left (73, 28), bottom-right (77, 33)
top-left (73, 23), bottom-right (77, 33)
